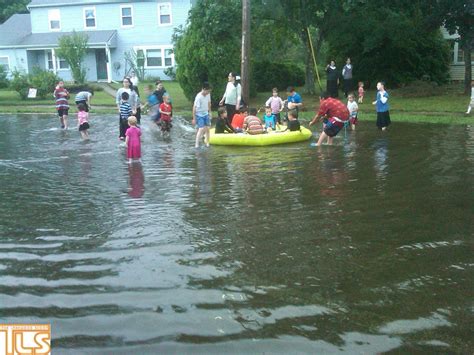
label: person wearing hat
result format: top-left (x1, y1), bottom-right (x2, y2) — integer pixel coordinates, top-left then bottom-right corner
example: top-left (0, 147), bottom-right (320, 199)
top-left (219, 72), bottom-right (242, 127)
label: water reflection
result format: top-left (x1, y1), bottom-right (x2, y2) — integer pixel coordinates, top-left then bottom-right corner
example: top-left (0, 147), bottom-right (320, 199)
top-left (127, 164), bottom-right (144, 198)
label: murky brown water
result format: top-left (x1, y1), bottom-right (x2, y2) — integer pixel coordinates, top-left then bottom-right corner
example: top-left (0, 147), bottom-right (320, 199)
top-left (0, 114), bottom-right (472, 353)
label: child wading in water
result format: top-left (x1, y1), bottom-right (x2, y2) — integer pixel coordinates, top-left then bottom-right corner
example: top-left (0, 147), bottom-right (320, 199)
top-left (119, 92), bottom-right (133, 140)
top-left (347, 94), bottom-right (359, 130)
top-left (159, 94), bottom-right (173, 137)
top-left (54, 81), bottom-right (69, 129)
top-left (358, 81), bottom-right (365, 104)
top-left (373, 82), bottom-right (390, 131)
top-left (192, 83), bottom-right (212, 148)
top-left (466, 81), bottom-right (474, 114)
top-left (77, 103), bottom-right (90, 140)
top-left (125, 116), bottom-right (141, 164)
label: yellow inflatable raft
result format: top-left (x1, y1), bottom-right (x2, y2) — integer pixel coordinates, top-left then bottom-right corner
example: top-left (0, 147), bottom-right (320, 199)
top-left (209, 127), bottom-right (312, 146)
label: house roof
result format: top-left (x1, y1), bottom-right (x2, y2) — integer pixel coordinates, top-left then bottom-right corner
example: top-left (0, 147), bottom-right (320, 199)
top-left (0, 26), bottom-right (117, 49)
top-left (0, 14), bottom-right (32, 46)
top-left (27, 0), bottom-right (155, 8)
top-left (18, 30), bottom-right (118, 48)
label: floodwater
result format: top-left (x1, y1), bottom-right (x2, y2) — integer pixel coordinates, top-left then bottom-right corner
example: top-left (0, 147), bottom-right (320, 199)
top-left (0, 114), bottom-right (472, 354)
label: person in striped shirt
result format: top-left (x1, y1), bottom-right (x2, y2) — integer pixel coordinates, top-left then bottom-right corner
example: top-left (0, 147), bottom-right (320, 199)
top-left (243, 108), bottom-right (264, 135)
top-left (119, 92), bottom-right (133, 140)
top-left (53, 81), bottom-right (69, 129)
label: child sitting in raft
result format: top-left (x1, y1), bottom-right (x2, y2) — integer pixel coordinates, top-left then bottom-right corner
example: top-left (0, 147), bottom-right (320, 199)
top-left (215, 107), bottom-right (235, 134)
top-left (263, 106), bottom-right (276, 131)
top-left (231, 107), bottom-right (248, 132)
top-left (279, 109), bottom-right (301, 132)
top-left (243, 108), bottom-right (265, 135)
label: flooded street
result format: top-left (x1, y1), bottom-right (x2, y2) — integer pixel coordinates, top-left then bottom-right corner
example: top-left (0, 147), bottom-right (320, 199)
top-left (0, 114), bottom-right (472, 353)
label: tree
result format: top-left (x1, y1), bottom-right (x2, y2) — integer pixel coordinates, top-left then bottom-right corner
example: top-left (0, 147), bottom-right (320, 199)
top-left (426, 0), bottom-right (473, 93)
top-left (173, 0), bottom-right (241, 103)
top-left (324, 1), bottom-right (451, 87)
top-left (124, 49), bottom-right (145, 81)
top-left (56, 31), bottom-right (89, 84)
top-left (0, 0), bottom-right (29, 24)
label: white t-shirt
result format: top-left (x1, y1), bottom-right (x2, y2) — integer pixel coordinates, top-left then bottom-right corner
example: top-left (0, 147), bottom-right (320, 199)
top-left (347, 101), bottom-right (358, 114)
top-left (223, 82), bottom-right (241, 105)
top-left (194, 92), bottom-right (211, 116)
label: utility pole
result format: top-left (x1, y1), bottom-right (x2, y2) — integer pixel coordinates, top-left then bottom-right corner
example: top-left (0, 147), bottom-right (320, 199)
top-left (241, 0), bottom-right (250, 105)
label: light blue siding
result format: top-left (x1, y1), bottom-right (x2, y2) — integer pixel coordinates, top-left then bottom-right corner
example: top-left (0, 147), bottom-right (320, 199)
top-left (28, 0), bottom-right (192, 81)
top-left (0, 49), bottom-right (29, 75)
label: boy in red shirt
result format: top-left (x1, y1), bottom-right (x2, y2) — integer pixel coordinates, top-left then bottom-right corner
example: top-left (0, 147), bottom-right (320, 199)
top-left (231, 107), bottom-right (248, 132)
top-left (159, 94), bottom-right (173, 137)
top-left (309, 91), bottom-right (349, 146)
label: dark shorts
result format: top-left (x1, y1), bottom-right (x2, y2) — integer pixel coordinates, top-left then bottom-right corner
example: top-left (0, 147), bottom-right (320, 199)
top-left (58, 108), bottom-right (69, 117)
top-left (79, 122), bottom-right (90, 131)
top-left (75, 100), bottom-right (89, 112)
top-left (323, 121), bottom-right (341, 137)
top-left (376, 111), bottom-right (391, 128)
top-left (161, 120), bottom-right (172, 132)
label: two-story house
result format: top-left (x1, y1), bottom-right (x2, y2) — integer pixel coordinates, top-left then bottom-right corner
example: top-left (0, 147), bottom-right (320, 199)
top-left (441, 27), bottom-right (473, 81)
top-left (0, 0), bottom-right (193, 82)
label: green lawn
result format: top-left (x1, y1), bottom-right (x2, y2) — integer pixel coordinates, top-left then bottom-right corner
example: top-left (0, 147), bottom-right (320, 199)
top-left (1, 81), bottom-right (472, 124)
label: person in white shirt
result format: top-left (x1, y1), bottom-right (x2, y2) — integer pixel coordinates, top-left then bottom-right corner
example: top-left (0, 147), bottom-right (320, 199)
top-left (192, 83), bottom-right (212, 148)
top-left (347, 94), bottom-right (359, 130)
top-left (466, 81), bottom-right (474, 114)
top-left (219, 72), bottom-right (242, 125)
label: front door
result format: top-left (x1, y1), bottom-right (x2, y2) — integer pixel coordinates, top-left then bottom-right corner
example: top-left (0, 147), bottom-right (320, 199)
top-left (95, 49), bottom-right (108, 81)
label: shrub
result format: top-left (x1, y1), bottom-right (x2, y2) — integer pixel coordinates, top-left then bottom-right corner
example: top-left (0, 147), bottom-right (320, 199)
top-left (9, 70), bottom-right (30, 100)
top-left (29, 67), bottom-right (60, 99)
top-left (163, 67), bottom-right (176, 80)
top-left (252, 61), bottom-right (305, 92)
top-left (56, 31), bottom-right (89, 84)
top-left (0, 65), bottom-right (8, 89)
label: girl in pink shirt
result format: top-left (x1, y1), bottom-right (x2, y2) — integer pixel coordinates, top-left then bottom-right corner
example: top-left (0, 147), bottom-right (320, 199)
top-left (77, 103), bottom-right (90, 140)
top-left (125, 116), bottom-right (142, 163)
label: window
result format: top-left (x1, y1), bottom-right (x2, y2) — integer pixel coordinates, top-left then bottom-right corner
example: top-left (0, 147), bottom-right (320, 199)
top-left (135, 47), bottom-right (174, 68)
top-left (84, 7), bottom-right (96, 28)
top-left (158, 3), bottom-right (172, 25)
top-left (164, 49), bottom-right (173, 66)
top-left (0, 57), bottom-right (9, 71)
top-left (121, 5), bottom-right (133, 27)
top-left (48, 9), bottom-right (61, 31)
top-left (147, 49), bottom-right (162, 67)
top-left (46, 51), bottom-right (69, 70)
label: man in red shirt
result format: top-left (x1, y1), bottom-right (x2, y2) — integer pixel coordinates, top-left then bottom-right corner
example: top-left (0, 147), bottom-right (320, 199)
top-left (309, 92), bottom-right (349, 145)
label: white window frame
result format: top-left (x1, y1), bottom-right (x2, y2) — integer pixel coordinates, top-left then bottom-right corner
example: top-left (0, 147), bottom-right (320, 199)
top-left (120, 5), bottom-right (133, 28)
top-left (0, 56), bottom-right (10, 71)
top-left (83, 7), bottom-right (97, 29)
top-left (157, 3), bottom-right (172, 26)
top-left (46, 50), bottom-right (69, 71)
top-left (134, 46), bottom-right (174, 69)
top-left (48, 9), bottom-right (61, 31)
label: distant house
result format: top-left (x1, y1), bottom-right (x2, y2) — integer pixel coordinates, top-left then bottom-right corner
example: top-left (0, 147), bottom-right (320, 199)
top-left (441, 27), bottom-right (474, 81)
top-left (0, 0), bottom-right (193, 82)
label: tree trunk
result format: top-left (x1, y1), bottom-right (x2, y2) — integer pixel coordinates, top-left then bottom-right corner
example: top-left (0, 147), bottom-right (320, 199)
top-left (462, 40), bottom-right (472, 95)
top-left (241, 0), bottom-right (251, 104)
top-left (300, 30), bottom-right (315, 95)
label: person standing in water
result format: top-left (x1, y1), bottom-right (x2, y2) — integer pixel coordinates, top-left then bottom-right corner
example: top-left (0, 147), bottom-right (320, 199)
top-left (54, 81), bottom-right (69, 129)
top-left (125, 116), bottom-right (141, 164)
top-left (373, 81), bottom-right (391, 130)
top-left (219, 72), bottom-right (242, 126)
top-left (192, 83), bottom-right (212, 148)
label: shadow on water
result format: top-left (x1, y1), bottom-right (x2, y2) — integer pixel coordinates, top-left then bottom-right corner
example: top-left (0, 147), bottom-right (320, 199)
top-left (0, 115), bottom-right (473, 353)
